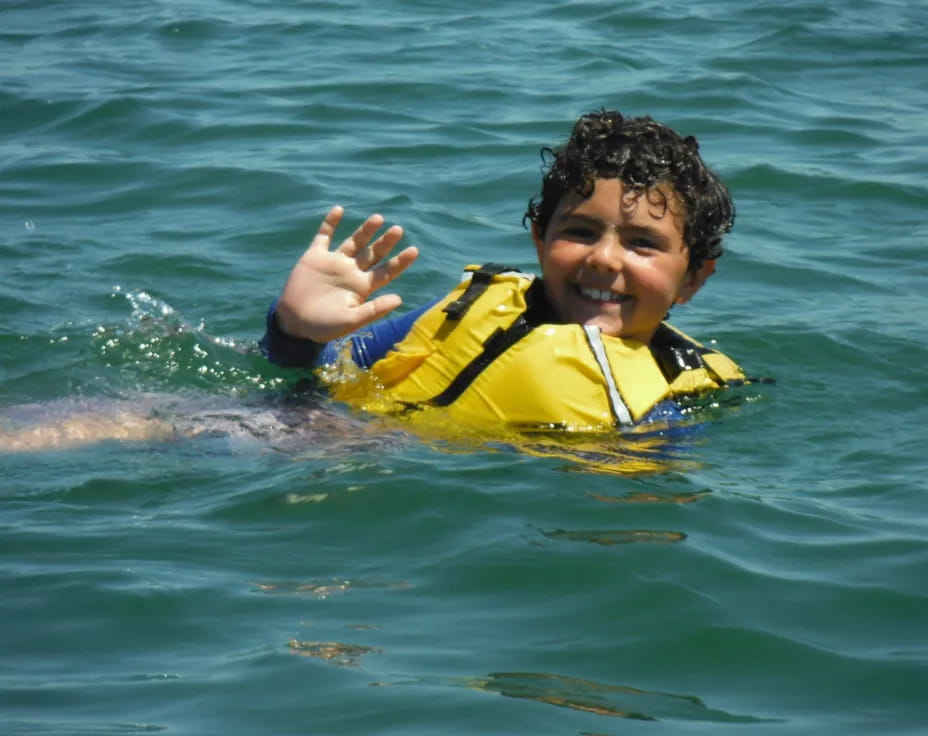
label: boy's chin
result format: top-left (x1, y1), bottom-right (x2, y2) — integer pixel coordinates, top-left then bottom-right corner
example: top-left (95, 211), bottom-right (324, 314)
top-left (583, 316), bottom-right (655, 343)
top-left (570, 304), bottom-right (623, 331)
top-left (582, 316), bottom-right (625, 337)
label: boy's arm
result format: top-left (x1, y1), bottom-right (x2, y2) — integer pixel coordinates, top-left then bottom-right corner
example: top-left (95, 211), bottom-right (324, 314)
top-left (273, 205), bottom-right (419, 344)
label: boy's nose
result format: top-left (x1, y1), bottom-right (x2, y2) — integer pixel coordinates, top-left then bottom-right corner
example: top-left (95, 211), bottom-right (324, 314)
top-left (586, 233), bottom-right (624, 272)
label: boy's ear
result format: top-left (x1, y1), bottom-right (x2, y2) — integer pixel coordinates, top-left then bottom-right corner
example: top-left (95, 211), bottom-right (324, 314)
top-left (675, 259), bottom-right (716, 304)
top-left (531, 222), bottom-right (546, 260)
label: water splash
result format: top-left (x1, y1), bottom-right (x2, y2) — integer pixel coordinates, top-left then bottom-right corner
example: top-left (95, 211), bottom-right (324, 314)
top-left (90, 287), bottom-right (287, 395)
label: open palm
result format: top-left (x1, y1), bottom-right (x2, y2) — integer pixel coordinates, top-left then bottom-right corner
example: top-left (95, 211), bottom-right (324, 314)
top-left (275, 206), bottom-right (419, 343)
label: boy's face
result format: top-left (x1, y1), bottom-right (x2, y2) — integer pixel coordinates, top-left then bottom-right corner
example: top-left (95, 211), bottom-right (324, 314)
top-left (533, 177), bottom-right (714, 343)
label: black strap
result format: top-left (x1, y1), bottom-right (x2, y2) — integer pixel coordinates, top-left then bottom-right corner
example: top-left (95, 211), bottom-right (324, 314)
top-left (650, 323), bottom-right (774, 388)
top-left (442, 263), bottom-right (515, 320)
top-left (650, 323), bottom-right (715, 382)
top-left (428, 278), bottom-right (546, 407)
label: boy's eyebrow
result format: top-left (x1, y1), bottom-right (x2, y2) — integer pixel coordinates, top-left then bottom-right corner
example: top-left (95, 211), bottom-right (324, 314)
top-left (560, 213), bottom-right (669, 240)
top-left (559, 213), bottom-right (599, 224)
top-left (558, 213), bottom-right (612, 229)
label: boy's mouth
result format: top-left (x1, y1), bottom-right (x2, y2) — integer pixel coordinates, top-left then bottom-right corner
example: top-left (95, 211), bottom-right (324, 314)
top-left (574, 284), bottom-right (628, 304)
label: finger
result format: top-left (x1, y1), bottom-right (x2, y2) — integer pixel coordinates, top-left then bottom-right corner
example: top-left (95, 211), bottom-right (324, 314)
top-left (350, 293), bottom-right (404, 330)
top-left (368, 245), bottom-right (419, 292)
top-left (337, 213), bottom-right (385, 258)
top-left (307, 205), bottom-right (345, 252)
top-left (357, 224), bottom-right (404, 270)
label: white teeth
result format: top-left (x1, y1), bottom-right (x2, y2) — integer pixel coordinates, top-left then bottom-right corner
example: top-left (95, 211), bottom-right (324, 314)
top-left (577, 285), bottom-right (624, 303)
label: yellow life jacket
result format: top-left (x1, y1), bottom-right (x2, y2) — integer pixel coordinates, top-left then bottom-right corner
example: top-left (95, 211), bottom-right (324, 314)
top-left (331, 264), bottom-right (747, 431)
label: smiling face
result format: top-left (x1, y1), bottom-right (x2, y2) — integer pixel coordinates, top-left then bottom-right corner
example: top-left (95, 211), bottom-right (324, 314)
top-left (533, 178), bottom-right (715, 343)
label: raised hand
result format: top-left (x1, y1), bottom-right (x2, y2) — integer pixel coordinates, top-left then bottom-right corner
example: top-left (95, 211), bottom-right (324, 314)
top-left (274, 206), bottom-right (419, 343)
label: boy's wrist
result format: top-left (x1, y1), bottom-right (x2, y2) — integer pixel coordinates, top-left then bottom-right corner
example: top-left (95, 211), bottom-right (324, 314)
top-left (273, 302), bottom-right (315, 342)
top-left (269, 307), bottom-right (320, 346)
top-left (260, 302), bottom-right (325, 368)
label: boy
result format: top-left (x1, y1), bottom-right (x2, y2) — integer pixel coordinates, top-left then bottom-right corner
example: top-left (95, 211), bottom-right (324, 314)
top-left (261, 110), bottom-right (746, 430)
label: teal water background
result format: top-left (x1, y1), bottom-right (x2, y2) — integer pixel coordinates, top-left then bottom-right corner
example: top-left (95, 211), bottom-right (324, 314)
top-left (3, 1), bottom-right (928, 733)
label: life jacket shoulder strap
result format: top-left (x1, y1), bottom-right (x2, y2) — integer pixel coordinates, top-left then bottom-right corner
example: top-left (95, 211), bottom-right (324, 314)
top-left (650, 323), bottom-right (747, 391)
top-left (442, 263), bottom-right (524, 320)
top-left (431, 272), bottom-right (546, 406)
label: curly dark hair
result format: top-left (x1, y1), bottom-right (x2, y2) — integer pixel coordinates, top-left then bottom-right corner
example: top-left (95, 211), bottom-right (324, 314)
top-left (524, 110), bottom-right (734, 271)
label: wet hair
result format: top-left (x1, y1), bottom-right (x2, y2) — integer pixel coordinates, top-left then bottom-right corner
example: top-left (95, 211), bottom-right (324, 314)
top-left (524, 110), bottom-right (734, 271)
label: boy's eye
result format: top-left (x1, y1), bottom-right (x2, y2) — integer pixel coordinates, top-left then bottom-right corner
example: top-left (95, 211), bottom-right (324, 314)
top-left (630, 237), bottom-right (659, 251)
top-left (562, 226), bottom-right (597, 240)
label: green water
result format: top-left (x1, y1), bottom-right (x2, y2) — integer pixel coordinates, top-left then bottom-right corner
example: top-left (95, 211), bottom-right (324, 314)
top-left (2, 1), bottom-right (927, 733)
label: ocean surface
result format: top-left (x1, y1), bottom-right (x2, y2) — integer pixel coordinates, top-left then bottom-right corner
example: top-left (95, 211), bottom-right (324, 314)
top-left (2, 0), bottom-right (927, 733)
